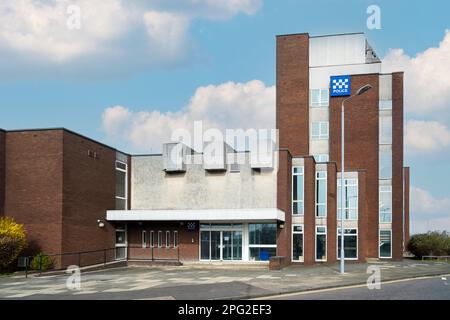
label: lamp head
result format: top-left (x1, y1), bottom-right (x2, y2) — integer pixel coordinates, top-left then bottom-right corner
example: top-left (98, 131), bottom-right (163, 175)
top-left (356, 84), bottom-right (373, 96)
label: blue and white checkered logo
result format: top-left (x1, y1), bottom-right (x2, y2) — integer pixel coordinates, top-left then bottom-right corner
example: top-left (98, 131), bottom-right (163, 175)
top-left (330, 75), bottom-right (351, 97)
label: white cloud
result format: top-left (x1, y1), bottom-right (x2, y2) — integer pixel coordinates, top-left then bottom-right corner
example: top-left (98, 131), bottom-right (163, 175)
top-left (383, 30), bottom-right (450, 115)
top-left (411, 186), bottom-right (450, 233)
top-left (101, 80), bottom-right (275, 151)
top-left (0, 0), bottom-right (132, 63)
top-left (405, 120), bottom-right (450, 154)
top-left (0, 0), bottom-right (261, 76)
top-left (143, 11), bottom-right (190, 61)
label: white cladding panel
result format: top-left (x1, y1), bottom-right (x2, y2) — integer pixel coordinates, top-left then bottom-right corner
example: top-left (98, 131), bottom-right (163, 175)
top-left (309, 34), bottom-right (367, 67)
top-left (131, 154), bottom-right (277, 210)
top-left (310, 63), bottom-right (382, 88)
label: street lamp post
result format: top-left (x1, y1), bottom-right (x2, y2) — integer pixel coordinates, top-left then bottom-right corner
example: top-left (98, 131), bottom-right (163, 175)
top-left (340, 84), bottom-right (372, 275)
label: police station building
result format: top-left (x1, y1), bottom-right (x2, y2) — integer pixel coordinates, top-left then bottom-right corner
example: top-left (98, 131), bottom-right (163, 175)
top-left (0, 32), bottom-right (410, 269)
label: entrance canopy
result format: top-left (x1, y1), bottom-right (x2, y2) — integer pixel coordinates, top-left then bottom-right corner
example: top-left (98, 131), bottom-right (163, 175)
top-left (106, 208), bottom-right (285, 223)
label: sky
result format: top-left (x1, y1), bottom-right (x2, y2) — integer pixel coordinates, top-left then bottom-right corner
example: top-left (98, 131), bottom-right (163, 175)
top-left (0, 0), bottom-right (449, 234)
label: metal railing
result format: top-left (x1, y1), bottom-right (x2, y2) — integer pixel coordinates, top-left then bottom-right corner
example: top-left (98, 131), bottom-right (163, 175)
top-left (422, 255), bottom-right (450, 263)
top-left (18, 245), bottom-right (181, 277)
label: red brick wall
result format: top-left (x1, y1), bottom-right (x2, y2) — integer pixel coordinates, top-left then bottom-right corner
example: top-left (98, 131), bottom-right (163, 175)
top-left (276, 33), bottom-right (310, 157)
top-left (392, 72), bottom-right (405, 260)
top-left (276, 150), bottom-right (292, 259)
top-left (330, 74), bottom-right (380, 258)
top-left (4, 130), bottom-right (64, 255)
top-left (303, 157), bottom-right (316, 265)
top-left (127, 222), bottom-right (199, 261)
top-left (0, 129), bottom-right (5, 217)
top-left (61, 131), bottom-right (116, 255)
top-left (404, 167), bottom-right (410, 248)
top-left (358, 170), bottom-right (369, 261)
top-left (327, 163), bottom-right (337, 263)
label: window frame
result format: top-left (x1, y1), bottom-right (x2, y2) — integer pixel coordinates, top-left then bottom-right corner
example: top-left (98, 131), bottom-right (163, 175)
top-left (292, 166), bottom-right (304, 216)
top-left (310, 88), bottom-right (330, 107)
top-left (337, 178), bottom-right (359, 221)
top-left (173, 231), bottom-right (179, 248)
top-left (337, 228), bottom-right (358, 260)
top-left (292, 224), bottom-right (304, 262)
top-left (165, 231), bottom-right (171, 248)
top-left (315, 226), bottom-right (327, 262)
top-left (379, 229), bottom-right (392, 259)
top-left (115, 160), bottom-right (128, 210)
top-left (149, 231), bottom-right (155, 248)
top-left (142, 230), bottom-right (147, 248)
top-left (248, 224), bottom-right (277, 261)
top-left (379, 185), bottom-right (393, 223)
top-left (311, 122), bottom-right (329, 140)
top-left (314, 154), bottom-right (329, 163)
top-left (158, 231), bottom-right (163, 248)
top-left (315, 171), bottom-right (327, 218)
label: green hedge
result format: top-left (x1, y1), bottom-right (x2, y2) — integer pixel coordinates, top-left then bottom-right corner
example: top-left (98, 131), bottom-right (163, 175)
top-left (407, 231), bottom-right (450, 258)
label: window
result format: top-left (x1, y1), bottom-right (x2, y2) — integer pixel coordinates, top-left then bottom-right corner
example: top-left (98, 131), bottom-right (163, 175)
top-left (142, 230), bottom-right (147, 248)
top-left (379, 230), bottom-right (392, 258)
top-left (379, 186), bottom-right (392, 223)
top-left (314, 154), bottom-right (329, 163)
top-left (115, 161), bottom-right (127, 210)
top-left (379, 145), bottom-right (392, 179)
top-left (337, 228), bottom-right (358, 259)
top-left (310, 89), bottom-right (329, 107)
top-left (249, 224), bottom-right (277, 261)
top-left (292, 225), bottom-right (304, 262)
top-left (316, 226), bottom-right (327, 261)
top-left (311, 122), bottom-right (329, 140)
top-left (166, 231), bottom-right (171, 248)
top-left (316, 171), bottom-right (327, 217)
top-left (379, 100), bottom-right (392, 110)
top-left (115, 225), bottom-right (127, 260)
top-left (173, 231), bottom-right (179, 248)
top-left (149, 231), bottom-right (155, 248)
top-left (379, 114), bottom-right (392, 144)
top-left (338, 178), bottom-right (358, 220)
top-left (292, 167), bottom-right (304, 215)
top-left (158, 231), bottom-right (163, 248)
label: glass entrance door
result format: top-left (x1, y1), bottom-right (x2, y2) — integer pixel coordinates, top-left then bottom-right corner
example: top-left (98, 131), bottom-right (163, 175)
top-left (210, 231), bottom-right (221, 261)
top-left (200, 226), bottom-right (243, 261)
top-left (222, 231), bottom-right (232, 261)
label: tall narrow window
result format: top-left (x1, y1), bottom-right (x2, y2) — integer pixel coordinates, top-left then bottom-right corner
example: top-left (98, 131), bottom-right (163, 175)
top-left (379, 145), bottom-right (392, 180)
top-left (292, 167), bottom-right (304, 215)
top-left (316, 171), bottom-right (327, 217)
top-left (311, 122), bottom-right (329, 140)
top-left (115, 161), bottom-right (127, 210)
top-left (292, 225), bottom-right (304, 262)
top-left (158, 231), bottom-right (163, 248)
top-left (338, 178), bottom-right (358, 220)
top-left (379, 186), bottom-right (392, 223)
top-left (338, 228), bottom-right (358, 259)
top-left (173, 231), bottom-right (179, 248)
top-left (149, 231), bottom-right (155, 248)
top-left (142, 230), bottom-right (147, 248)
top-left (166, 231), bottom-right (171, 248)
top-left (310, 89), bottom-right (329, 107)
top-left (316, 226), bottom-right (327, 261)
top-left (380, 230), bottom-right (392, 258)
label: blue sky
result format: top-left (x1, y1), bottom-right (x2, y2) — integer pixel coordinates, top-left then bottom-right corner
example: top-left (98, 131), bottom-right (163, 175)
top-left (0, 0), bottom-right (449, 233)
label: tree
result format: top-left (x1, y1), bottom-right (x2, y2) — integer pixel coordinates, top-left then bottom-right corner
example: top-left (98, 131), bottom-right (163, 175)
top-left (0, 217), bottom-right (27, 268)
top-left (407, 231), bottom-right (450, 258)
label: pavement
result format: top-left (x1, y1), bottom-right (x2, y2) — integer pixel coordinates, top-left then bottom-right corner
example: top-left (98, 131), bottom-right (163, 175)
top-left (0, 259), bottom-right (449, 300)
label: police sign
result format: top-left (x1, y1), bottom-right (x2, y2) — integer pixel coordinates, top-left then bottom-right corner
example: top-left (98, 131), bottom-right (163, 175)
top-left (330, 75), bottom-right (351, 97)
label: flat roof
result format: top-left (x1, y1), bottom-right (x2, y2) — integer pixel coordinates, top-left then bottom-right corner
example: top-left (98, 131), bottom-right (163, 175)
top-left (2, 127), bottom-right (131, 156)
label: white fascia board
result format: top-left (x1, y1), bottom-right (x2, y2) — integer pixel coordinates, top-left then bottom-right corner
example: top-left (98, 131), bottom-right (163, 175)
top-left (107, 208), bottom-right (285, 222)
